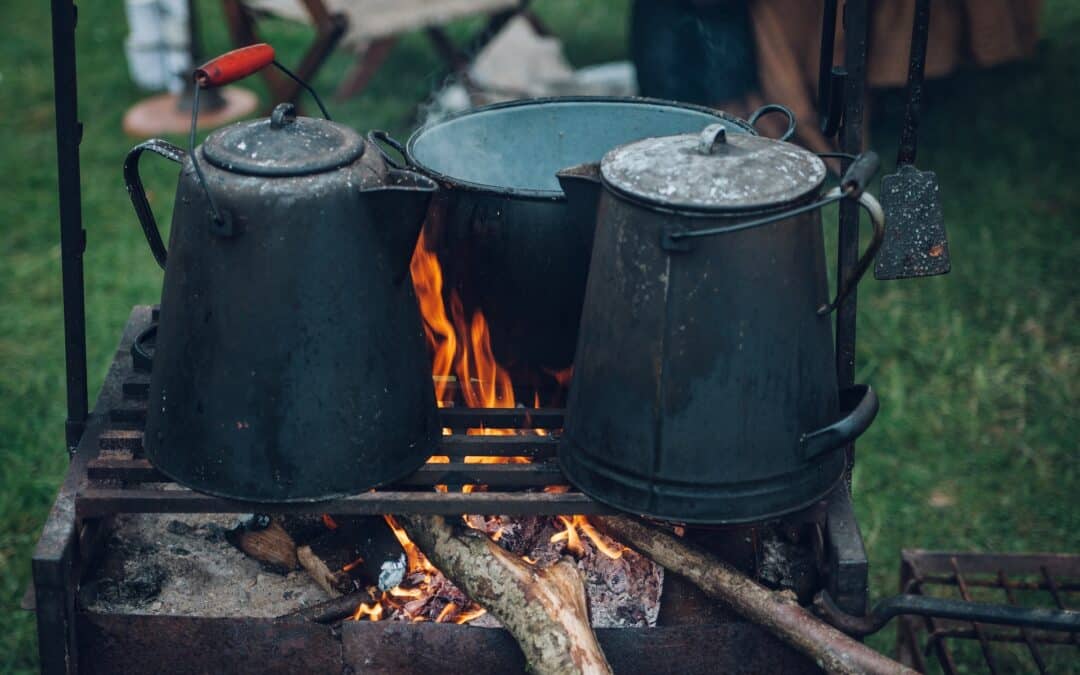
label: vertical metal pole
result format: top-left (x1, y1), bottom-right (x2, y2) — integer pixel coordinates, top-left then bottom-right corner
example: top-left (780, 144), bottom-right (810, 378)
top-left (836, 0), bottom-right (869, 473)
top-left (51, 0), bottom-right (89, 453)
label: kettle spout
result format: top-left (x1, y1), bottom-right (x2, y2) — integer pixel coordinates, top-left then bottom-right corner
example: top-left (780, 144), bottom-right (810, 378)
top-left (557, 162), bottom-right (603, 219)
top-left (360, 169), bottom-right (438, 282)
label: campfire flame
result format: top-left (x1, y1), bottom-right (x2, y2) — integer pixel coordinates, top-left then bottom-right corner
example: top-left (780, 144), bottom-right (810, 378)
top-left (348, 228), bottom-right (618, 625)
top-left (351, 601), bottom-right (384, 622)
top-left (551, 516), bottom-right (624, 559)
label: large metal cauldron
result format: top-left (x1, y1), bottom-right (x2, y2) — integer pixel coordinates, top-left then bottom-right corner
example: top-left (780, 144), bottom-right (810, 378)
top-left (373, 98), bottom-right (767, 372)
top-left (123, 47), bottom-right (440, 502)
top-left (557, 126), bottom-right (884, 523)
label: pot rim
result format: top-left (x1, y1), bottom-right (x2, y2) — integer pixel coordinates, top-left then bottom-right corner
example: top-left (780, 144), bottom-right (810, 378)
top-left (404, 96), bottom-right (757, 202)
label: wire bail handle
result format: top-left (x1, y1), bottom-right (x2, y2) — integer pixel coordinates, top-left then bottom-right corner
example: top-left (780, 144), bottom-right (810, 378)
top-left (188, 44), bottom-right (331, 236)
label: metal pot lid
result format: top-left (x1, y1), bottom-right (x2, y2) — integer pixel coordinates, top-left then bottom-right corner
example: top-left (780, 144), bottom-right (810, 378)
top-left (202, 103), bottom-right (365, 177)
top-left (600, 124), bottom-right (827, 212)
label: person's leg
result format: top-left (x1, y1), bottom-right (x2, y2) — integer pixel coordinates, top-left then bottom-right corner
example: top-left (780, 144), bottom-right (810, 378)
top-left (630, 0), bottom-right (757, 105)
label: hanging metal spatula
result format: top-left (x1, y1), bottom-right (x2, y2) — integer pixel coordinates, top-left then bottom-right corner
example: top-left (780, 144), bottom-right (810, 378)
top-left (874, 0), bottom-right (950, 280)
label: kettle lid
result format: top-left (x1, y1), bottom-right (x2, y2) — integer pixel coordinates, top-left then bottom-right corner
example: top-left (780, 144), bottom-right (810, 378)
top-left (202, 103), bottom-right (365, 177)
top-left (600, 124), bottom-right (826, 212)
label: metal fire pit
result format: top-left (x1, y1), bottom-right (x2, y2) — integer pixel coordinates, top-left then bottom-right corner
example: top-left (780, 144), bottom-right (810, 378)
top-left (31, 306), bottom-right (872, 673)
top-left (38, 0), bottom-right (881, 671)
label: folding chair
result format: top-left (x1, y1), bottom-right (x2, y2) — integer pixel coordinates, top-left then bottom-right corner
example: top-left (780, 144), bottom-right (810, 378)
top-left (222, 0), bottom-right (543, 104)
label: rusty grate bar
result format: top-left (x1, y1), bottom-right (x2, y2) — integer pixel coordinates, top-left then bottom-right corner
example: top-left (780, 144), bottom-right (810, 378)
top-left (897, 550), bottom-right (1080, 674)
top-left (75, 488), bottom-right (613, 519)
top-left (74, 327), bottom-right (610, 517)
top-left (86, 457), bottom-right (565, 488)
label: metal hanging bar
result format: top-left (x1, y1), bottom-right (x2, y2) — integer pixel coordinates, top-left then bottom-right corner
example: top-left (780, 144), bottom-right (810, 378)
top-left (51, 0), bottom-right (88, 453)
top-left (836, 0), bottom-right (870, 468)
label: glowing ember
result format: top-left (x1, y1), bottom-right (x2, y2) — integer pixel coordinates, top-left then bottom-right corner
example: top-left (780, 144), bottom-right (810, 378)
top-left (347, 514), bottom-right (488, 625)
top-left (351, 601), bottom-right (384, 622)
top-left (435, 602), bottom-right (458, 623)
top-left (453, 606), bottom-right (488, 624)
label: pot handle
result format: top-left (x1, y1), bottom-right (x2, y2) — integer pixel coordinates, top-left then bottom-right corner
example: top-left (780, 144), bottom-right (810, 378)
top-left (123, 139), bottom-right (186, 270)
top-left (800, 385), bottom-right (879, 460)
top-left (661, 152), bottom-right (885, 315)
top-left (749, 104), bottom-right (797, 142)
top-left (368, 130), bottom-right (413, 170)
top-left (816, 187), bottom-right (886, 315)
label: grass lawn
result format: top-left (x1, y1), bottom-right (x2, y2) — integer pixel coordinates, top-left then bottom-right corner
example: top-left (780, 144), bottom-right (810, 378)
top-left (1, 0), bottom-right (1077, 672)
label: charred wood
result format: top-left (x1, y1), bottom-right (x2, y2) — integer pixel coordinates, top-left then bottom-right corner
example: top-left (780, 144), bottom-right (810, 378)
top-left (225, 515), bottom-right (298, 575)
top-left (281, 588), bottom-right (381, 624)
top-left (400, 514), bottom-right (613, 675)
top-left (593, 516), bottom-right (915, 675)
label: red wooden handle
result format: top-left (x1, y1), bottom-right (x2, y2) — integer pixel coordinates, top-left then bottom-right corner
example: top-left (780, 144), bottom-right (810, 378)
top-left (194, 43), bottom-right (275, 88)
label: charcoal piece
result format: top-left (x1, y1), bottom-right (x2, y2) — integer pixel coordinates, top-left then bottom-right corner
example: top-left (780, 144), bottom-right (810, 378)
top-left (98, 563), bottom-right (169, 605)
top-left (166, 520), bottom-right (193, 536)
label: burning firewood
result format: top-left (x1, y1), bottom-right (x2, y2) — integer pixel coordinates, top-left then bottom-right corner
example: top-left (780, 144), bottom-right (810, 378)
top-left (592, 516), bottom-right (916, 675)
top-left (294, 515), bottom-right (404, 597)
top-left (400, 514), bottom-right (613, 675)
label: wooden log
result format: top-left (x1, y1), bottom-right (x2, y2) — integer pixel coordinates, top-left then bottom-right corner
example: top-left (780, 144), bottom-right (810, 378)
top-left (297, 545), bottom-right (352, 597)
top-left (400, 514), bottom-right (612, 675)
top-left (225, 516), bottom-right (298, 575)
top-left (592, 516), bottom-right (916, 675)
top-left (282, 588), bottom-right (381, 624)
top-left (294, 516), bottom-right (402, 597)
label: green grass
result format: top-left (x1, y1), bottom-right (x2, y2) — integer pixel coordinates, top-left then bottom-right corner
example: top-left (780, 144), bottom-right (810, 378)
top-left (0, 1), bottom-right (1076, 672)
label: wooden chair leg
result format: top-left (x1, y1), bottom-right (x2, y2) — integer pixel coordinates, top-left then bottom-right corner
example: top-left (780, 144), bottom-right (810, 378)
top-left (220, 0), bottom-right (346, 109)
top-left (426, 27), bottom-right (469, 72)
top-left (334, 37), bottom-right (398, 101)
top-left (519, 8), bottom-right (551, 37)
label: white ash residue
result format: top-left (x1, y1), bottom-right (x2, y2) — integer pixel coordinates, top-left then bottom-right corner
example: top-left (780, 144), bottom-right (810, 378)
top-left (82, 514), bottom-right (328, 618)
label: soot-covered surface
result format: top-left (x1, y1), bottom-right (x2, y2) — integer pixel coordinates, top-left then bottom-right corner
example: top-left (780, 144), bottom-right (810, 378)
top-left (83, 512), bottom-right (662, 628)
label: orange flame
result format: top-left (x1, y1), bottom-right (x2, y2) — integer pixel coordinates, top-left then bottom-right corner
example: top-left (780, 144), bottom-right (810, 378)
top-left (383, 514), bottom-right (432, 576)
top-left (453, 606), bottom-right (487, 624)
top-left (351, 226), bottom-right (610, 627)
top-left (411, 229), bottom-right (457, 405)
top-left (551, 515), bottom-right (623, 560)
top-left (351, 601), bottom-right (384, 622)
top-left (435, 602), bottom-right (458, 623)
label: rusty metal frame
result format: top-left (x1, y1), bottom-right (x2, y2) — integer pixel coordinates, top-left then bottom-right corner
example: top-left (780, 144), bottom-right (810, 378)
top-left (896, 550), bottom-right (1080, 674)
top-left (36, 307), bottom-right (872, 673)
top-left (40, 0), bottom-right (876, 669)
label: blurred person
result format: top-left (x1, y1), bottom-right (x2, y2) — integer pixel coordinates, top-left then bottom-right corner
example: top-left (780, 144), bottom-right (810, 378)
top-left (631, 0), bottom-right (1042, 150)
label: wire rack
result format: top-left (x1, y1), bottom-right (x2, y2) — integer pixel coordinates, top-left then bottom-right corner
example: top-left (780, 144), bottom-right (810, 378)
top-left (896, 550), bottom-right (1080, 674)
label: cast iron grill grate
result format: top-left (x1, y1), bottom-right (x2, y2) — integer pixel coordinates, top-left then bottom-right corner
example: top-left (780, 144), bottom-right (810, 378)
top-left (75, 308), bottom-right (613, 519)
top-left (896, 550), bottom-right (1080, 674)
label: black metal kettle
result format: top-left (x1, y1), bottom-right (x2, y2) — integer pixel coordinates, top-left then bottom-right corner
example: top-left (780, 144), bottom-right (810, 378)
top-left (122, 45), bottom-right (440, 502)
top-left (557, 124), bottom-right (884, 523)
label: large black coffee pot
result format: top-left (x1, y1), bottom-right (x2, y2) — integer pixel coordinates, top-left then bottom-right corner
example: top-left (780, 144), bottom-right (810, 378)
top-left (557, 125), bottom-right (884, 523)
top-left (123, 45), bottom-right (439, 502)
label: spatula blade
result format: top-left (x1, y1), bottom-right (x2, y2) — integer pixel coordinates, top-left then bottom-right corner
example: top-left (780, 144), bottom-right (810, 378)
top-left (874, 164), bottom-right (950, 280)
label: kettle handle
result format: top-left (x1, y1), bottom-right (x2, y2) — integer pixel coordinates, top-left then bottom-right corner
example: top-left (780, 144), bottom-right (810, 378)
top-left (123, 139), bottom-right (186, 270)
top-left (800, 385), bottom-right (879, 459)
top-left (748, 104), bottom-right (797, 142)
top-left (367, 130), bottom-right (414, 170)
